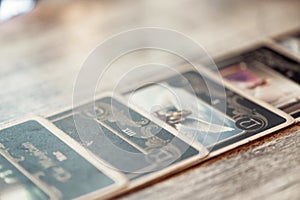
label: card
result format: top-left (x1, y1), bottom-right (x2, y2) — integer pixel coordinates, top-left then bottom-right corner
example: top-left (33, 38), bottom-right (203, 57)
top-left (126, 83), bottom-right (245, 148)
top-left (277, 33), bottom-right (300, 57)
top-left (216, 46), bottom-right (300, 120)
top-left (122, 68), bottom-right (293, 155)
top-left (0, 153), bottom-right (51, 200)
top-left (48, 95), bottom-right (207, 188)
top-left (0, 118), bottom-right (126, 199)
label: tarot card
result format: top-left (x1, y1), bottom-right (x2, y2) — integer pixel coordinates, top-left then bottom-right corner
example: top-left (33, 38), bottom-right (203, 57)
top-left (0, 153), bottom-right (52, 200)
top-left (276, 31), bottom-right (300, 57)
top-left (126, 83), bottom-right (244, 148)
top-left (121, 67), bottom-right (293, 156)
top-left (0, 117), bottom-right (126, 199)
top-left (216, 45), bottom-right (300, 120)
top-left (47, 94), bottom-right (207, 189)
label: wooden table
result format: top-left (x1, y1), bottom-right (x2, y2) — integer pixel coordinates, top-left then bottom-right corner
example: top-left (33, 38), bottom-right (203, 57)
top-left (1, 0), bottom-right (300, 199)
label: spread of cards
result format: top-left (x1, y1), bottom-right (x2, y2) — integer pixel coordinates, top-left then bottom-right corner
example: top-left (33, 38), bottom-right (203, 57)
top-left (1, 29), bottom-right (300, 199)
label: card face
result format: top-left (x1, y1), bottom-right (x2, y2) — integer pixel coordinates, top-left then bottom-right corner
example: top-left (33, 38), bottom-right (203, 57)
top-left (277, 33), bottom-right (300, 57)
top-left (0, 154), bottom-right (49, 200)
top-left (123, 69), bottom-right (292, 152)
top-left (48, 96), bottom-right (205, 183)
top-left (126, 83), bottom-right (244, 148)
top-left (0, 119), bottom-right (122, 199)
top-left (217, 46), bottom-right (300, 119)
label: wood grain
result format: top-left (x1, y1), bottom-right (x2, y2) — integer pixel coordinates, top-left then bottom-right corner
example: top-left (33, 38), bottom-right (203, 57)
top-left (121, 125), bottom-right (300, 200)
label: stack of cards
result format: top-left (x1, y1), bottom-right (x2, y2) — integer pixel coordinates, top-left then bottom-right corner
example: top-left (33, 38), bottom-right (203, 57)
top-left (1, 28), bottom-right (299, 199)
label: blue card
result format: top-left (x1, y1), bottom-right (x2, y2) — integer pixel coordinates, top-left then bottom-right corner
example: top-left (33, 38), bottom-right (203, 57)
top-left (0, 154), bottom-right (49, 200)
top-left (0, 119), bottom-right (125, 199)
top-left (48, 96), bottom-right (206, 183)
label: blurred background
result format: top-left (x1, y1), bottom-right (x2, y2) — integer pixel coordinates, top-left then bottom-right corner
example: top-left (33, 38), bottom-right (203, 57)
top-left (0, 0), bottom-right (300, 123)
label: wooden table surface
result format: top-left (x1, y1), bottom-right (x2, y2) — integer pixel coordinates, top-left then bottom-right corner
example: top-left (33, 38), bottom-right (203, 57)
top-left (1, 0), bottom-right (300, 199)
